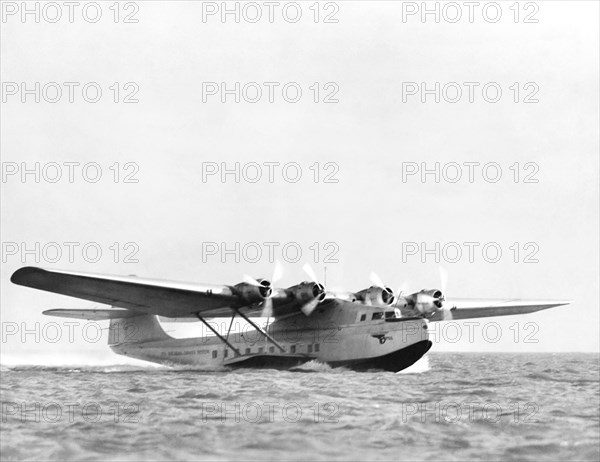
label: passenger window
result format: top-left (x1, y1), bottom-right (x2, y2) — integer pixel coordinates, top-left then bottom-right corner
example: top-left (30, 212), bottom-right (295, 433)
top-left (224, 349), bottom-right (228, 358)
top-left (315, 344), bottom-right (320, 352)
top-left (360, 314), bottom-right (367, 321)
top-left (212, 350), bottom-right (217, 359)
top-left (245, 348), bottom-right (251, 355)
top-left (258, 347), bottom-right (264, 354)
top-left (308, 344), bottom-right (313, 353)
top-left (372, 312), bottom-right (383, 320)
top-left (290, 345), bottom-right (296, 354)
top-left (269, 346), bottom-right (275, 353)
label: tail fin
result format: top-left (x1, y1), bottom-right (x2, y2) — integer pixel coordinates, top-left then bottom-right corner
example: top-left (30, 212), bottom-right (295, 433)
top-left (108, 313), bottom-right (172, 345)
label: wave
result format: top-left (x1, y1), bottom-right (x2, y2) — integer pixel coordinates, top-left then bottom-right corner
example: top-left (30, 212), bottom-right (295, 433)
top-left (0, 363), bottom-right (165, 374)
top-left (397, 355), bottom-right (430, 374)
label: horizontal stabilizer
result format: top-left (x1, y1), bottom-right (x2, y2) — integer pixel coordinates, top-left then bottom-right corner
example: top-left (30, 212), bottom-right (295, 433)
top-left (43, 308), bottom-right (142, 321)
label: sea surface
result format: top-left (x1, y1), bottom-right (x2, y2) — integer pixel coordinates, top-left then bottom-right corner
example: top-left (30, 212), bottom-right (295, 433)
top-left (1, 353), bottom-right (598, 462)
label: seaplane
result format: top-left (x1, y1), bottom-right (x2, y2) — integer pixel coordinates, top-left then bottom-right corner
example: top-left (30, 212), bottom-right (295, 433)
top-left (10, 265), bottom-right (571, 372)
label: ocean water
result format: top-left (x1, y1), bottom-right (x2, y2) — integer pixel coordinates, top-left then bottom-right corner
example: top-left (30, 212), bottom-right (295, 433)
top-left (1, 353), bottom-right (598, 462)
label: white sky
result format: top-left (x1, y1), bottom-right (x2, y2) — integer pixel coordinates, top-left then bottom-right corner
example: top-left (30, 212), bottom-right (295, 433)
top-left (1, 1), bottom-right (598, 365)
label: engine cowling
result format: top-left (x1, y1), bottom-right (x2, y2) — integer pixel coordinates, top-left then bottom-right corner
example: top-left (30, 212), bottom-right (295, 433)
top-left (232, 279), bottom-right (272, 304)
top-left (405, 289), bottom-right (444, 316)
top-left (285, 281), bottom-right (326, 303)
top-left (355, 286), bottom-right (395, 306)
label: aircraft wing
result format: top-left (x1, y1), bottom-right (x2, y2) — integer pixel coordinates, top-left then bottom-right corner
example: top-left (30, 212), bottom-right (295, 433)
top-left (428, 298), bottom-right (571, 322)
top-left (11, 266), bottom-right (244, 318)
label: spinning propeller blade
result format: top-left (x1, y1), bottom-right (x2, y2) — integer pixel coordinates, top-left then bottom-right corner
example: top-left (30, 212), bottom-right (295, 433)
top-left (300, 298), bottom-right (320, 316)
top-left (396, 280), bottom-right (410, 297)
top-left (439, 266), bottom-right (448, 294)
top-left (302, 263), bottom-right (319, 283)
top-left (243, 274), bottom-right (261, 286)
top-left (438, 266), bottom-right (452, 320)
top-left (300, 263), bottom-right (326, 315)
top-left (369, 271), bottom-right (385, 289)
top-left (260, 260), bottom-right (284, 318)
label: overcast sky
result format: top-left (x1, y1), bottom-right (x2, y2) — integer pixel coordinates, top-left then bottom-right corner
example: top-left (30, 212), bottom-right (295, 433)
top-left (1, 1), bottom-right (598, 365)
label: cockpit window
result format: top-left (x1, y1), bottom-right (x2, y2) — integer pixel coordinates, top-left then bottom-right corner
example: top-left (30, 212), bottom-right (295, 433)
top-left (385, 311), bottom-right (395, 319)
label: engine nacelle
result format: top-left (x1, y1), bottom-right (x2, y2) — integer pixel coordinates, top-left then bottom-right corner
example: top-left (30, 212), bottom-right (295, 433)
top-left (405, 289), bottom-right (444, 316)
top-left (285, 281), bottom-right (326, 303)
top-left (355, 286), bottom-right (395, 306)
top-left (232, 279), bottom-right (271, 304)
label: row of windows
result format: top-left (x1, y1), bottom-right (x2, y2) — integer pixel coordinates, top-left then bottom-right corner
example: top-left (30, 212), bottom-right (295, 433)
top-left (359, 311), bottom-right (397, 321)
top-left (211, 343), bottom-right (320, 359)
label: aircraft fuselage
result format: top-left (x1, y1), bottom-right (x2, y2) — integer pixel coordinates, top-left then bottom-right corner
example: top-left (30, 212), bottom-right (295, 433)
top-left (111, 300), bottom-right (432, 372)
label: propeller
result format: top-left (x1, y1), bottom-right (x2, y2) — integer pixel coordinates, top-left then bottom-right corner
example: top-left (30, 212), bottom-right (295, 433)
top-left (391, 267), bottom-right (449, 319)
top-left (393, 280), bottom-right (411, 309)
top-left (397, 280), bottom-right (410, 296)
top-left (260, 260), bottom-right (284, 318)
top-left (242, 274), bottom-right (262, 287)
top-left (301, 263), bottom-right (326, 315)
top-left (438, 266), bottom-right (452, 320)
top-left (300, 298), bottom-right (320, 316)
top-left (369, 271), bottom-right (396, 305)
top-left (369, 271), bottom-right (386, 289)
top-left (439, 266), bottom-right (448, 294)
top-left (302, 263), bottom-right (319, 284)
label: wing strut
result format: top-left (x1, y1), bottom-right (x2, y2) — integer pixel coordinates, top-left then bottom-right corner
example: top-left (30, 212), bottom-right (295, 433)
top-left (195, 312), bottom-right (241, 356)
top-left (235, 308), bottom-right (286, 353)
top-left (226, 312), bottom-right (236, 339)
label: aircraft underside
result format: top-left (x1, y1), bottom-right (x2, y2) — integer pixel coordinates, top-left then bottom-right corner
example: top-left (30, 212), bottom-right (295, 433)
top-left (111, 339), bottom-right (433, 372)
